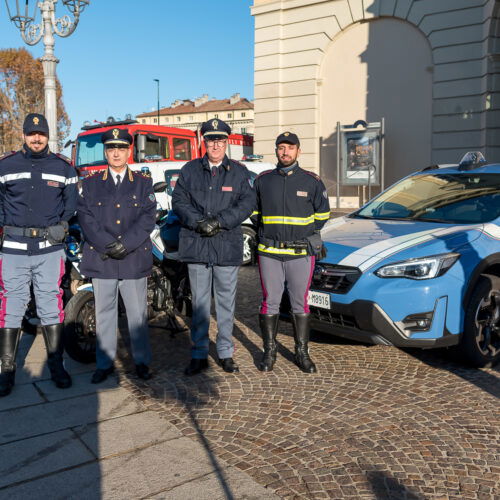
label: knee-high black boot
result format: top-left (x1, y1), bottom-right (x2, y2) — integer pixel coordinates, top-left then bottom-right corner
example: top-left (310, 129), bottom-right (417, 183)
top-left (258, 314), bottom-right (279, 372)
top-left (0, 328), bottom-right (21, 397)
top-left (291, 313), bottom-right (317, 373)
top-left (42, 324), bottom-right (72, 389)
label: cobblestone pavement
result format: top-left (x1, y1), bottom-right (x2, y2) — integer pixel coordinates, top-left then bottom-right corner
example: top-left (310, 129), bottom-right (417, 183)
top-left (118, 266), bottom-right (500, 500)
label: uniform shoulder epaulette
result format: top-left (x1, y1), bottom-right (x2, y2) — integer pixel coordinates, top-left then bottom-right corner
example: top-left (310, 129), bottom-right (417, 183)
top-left (81, 170), bottom-right (101, 181)
top-left (0, 151), bottom-right (17, 162)
top-left (55, 152), bottom-right (71, 164)
top-left (256, 169), bottom-right (274, 178)
top-left (303, 170), bottom-right (320, 181)
top-left (132, 169), bottom-right (151, 179)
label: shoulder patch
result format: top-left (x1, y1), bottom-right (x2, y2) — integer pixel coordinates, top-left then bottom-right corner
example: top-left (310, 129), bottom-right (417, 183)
top-left (303, 170), bottom-right (320, 181)
top-left (55, 152), bottom-right (71, 165)
top-left (0, 151), bottom-right (17, 162)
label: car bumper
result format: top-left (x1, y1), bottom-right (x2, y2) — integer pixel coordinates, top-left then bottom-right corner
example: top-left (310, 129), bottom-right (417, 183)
top-left (309, 298), bottom-right (460, 348)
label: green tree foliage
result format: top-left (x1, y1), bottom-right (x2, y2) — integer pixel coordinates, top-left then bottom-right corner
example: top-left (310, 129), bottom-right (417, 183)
top-left (0, 48), bottom-right (70, 152)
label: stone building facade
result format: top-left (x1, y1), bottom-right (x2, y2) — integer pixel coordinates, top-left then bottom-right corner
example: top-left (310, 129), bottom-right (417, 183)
top-left (136, 94), bottom-right (254, 135)
top-left (251, 0), bottom-right (500, 205)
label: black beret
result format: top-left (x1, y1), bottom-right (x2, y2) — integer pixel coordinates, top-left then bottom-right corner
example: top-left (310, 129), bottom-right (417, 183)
top-left (102, 128), bottom-right (133, 146)
top-left (276, 131), bottom-right (300, 147)
top-left (23, 113), bottom-right (49, 135)
top-left (201, 119), bottom-right (231, 139)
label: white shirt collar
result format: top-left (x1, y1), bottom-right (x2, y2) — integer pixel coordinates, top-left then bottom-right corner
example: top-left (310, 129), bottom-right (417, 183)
top-left (109, 166), bottom-right (127, 184)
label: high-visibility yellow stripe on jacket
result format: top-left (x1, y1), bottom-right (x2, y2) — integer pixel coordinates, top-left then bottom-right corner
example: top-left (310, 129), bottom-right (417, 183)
top-left (262, 215), bottom-right (314, 226)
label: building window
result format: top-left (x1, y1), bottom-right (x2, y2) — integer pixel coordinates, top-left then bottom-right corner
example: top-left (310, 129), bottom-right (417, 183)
top-left (165, 117), bottom-right (169, 123)
top-left (142, 119), bottom-right (146, 124)
top-left (241, 128), bottom-right (247, 134)
top-left (176, 116), bottom-right (181, 122)
top-left (153, 118), bottom-right (157, 123)
top-left (214, 114), bottom-right (218, 118)
top-left (189, 115), bottom-right (194, 121)
top-left (241, 112), bottom-right (246, 118)
top-left (227, 113), bottom-right (232, 119)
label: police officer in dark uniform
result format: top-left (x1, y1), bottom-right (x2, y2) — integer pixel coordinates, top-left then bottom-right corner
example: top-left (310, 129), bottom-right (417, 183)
top-left (0, 113), bottom-right (78, 397)
top-left (172, 119), bottom-right (255, 375)
top-left (78, 128), bottom-right (156, 383)
top-left (251, 132), bottom-right (330, 373)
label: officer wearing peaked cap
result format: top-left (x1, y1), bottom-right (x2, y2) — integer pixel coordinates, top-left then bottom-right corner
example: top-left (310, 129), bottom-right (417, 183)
top-left (78, 127), bottom-right (156, 383)
top-left (172, 118), bottom-right (255, 376)
top-left (0, 113), bottom-right (78, 397)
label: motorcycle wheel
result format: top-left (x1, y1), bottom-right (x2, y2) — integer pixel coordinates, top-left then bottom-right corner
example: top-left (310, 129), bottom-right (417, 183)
top-left (64, 290), bottom-right (96, 364)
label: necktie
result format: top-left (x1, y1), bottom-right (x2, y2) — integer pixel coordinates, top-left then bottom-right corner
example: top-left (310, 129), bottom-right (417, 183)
top-left (116, 174), bottom-right (121, 188)
top-left (211, 166), bottom-right (217, 177)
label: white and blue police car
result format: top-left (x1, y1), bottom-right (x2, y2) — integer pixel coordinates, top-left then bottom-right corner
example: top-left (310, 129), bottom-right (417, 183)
top-left (309, 153), bottom-right (500, 367)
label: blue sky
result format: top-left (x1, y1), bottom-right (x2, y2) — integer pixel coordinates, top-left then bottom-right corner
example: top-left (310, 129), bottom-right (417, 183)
top-left (1, 0), bottom-right (255, 145)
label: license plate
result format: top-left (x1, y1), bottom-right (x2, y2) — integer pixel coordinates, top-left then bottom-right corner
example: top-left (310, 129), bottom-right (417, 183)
top-left (308, 290), bottom-right (331, 310)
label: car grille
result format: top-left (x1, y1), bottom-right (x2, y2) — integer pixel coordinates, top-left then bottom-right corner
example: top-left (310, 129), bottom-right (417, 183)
top-left (311, 264), bottom-right (361, 294)
top-left (311, 308), bottom-right (358, 329)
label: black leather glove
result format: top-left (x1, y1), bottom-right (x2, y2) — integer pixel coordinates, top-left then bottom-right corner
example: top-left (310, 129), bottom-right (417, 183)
top-left (105, 241), bottom-right (128, 259)
top-left (46, 220), bottom-right (69, 245)
top-left (196, 217), bottom-right (221, 237)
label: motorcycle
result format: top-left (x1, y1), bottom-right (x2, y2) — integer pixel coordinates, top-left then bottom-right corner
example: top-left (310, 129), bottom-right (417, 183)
top-left (63, 182), bottom-right (191, 364)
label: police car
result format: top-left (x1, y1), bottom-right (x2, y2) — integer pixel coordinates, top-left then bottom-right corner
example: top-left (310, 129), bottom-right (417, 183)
top-left (309, 153), bottom-right (500, 367)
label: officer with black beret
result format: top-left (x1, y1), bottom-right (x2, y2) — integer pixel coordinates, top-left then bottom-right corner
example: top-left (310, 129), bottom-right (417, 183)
top-left (0, 113), bottom-right (78, 397)
top-left (172, 119), bottom-right (255, 375)
top-left (78, 128), bottom-right (156, 383)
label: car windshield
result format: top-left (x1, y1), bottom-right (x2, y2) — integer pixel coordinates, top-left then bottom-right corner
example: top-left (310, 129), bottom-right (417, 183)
top-left (76, 133), bottom-right (105, 167)
top-left (355, 173), bottom-right (500, 224)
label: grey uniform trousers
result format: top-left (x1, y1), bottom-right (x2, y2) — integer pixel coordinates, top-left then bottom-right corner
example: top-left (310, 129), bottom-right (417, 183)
top-left (258, 255), bottom-right (316, 315)
top-left (93, 277), bottom-right (152, 370)
top-left (0, 250), bottom-right (66, 328)
top-left (188, 264), bottom-right (239, 360)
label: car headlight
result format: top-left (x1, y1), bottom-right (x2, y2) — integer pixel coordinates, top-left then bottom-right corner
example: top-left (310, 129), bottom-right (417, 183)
top-left (375, 253), bottom-right (460, 280)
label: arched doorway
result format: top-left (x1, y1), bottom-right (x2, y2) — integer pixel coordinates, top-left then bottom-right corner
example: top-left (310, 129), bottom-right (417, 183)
top-left (319, 18), bottom-right (433, 204)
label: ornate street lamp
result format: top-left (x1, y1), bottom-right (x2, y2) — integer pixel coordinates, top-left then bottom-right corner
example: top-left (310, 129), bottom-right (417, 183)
top-left (5, 0), bottom-right (89, 152)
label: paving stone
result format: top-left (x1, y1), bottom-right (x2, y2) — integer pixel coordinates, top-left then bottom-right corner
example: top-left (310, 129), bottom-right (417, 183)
top-left (0, 388), bottom-right (144, 445)
top-left (35, 371), bottom-right (120, 402)
top-left (0, 382), bottom-right (44, 412)
top-left (0, 430), bottom-right (94, 488)
top-left (1, 438), bottom-right (274, 500)
top-left (74, 411), bottom-right (180, 458)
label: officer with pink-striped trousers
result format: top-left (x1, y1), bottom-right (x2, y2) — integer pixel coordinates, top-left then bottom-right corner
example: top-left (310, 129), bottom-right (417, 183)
top-left (0, 113), bottom-right (78, 397)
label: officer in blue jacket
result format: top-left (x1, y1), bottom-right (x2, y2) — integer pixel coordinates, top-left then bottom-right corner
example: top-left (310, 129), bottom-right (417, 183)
top-left (0, 113), bottom-right (78, 397)
top-left (78, 128), bottom-right (156, 383)
top-left (172, 119), bottom-right (255, 375)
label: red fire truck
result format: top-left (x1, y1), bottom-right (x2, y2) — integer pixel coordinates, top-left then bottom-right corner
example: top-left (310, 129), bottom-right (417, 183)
top-left (72, 119), bottom-right (253, 178)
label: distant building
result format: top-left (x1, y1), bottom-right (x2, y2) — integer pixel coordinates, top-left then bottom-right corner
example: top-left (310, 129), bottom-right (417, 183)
top-left (136, 94), bottom-right (254, 135)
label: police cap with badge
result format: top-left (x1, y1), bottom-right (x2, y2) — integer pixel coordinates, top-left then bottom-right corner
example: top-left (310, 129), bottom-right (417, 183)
top-left (201, 119), bottom-right (231, 140)
top-left (23, 113), bottom-right (49, 135)
top-left (102, 128), bottom-right (133, 147)
top-left (275, 131), bottom-right (300, 147)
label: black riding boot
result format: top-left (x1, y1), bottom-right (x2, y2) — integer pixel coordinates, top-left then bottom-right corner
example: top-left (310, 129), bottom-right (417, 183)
top-left (258, 314), bottom-right (279, 372)
top-left (42, 324), bottom-right (72, 389)
top-left (0, 328), bottom-right (21, 397)
top-left (291, 313), bottom-right (317, 373)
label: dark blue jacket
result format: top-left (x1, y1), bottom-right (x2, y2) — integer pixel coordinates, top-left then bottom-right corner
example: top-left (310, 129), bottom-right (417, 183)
top-left (0, 147), bottom-right (78, 255)
top-left (78, 167), bottom-right (156, 279)
top-left (172, 155), bottom-right (255, 266)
